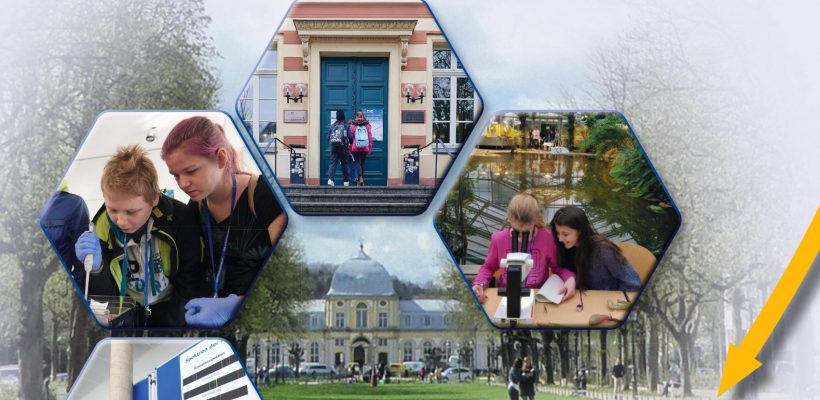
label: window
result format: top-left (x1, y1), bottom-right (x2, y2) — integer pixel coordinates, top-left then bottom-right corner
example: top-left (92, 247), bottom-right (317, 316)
top-left (424, 315), bottom-right (432, 327)
top-left (403, 342), bottom-right (414, 362)
top-left (423, 342), bottom-right (433, 357)
top-left (239, 48), bottom-right (278, 146)
top-left (356, 303), bottom-right (368, 329)
top-left (335, 338), bottom-right (345, 347)
top-left (335, 312), bottom-right (345, 329)
top-left (310, 313), bottom-right (319, 327)
top-left (378, 312), bottom-right (388, 328)
top-left (403, 316), bottom-right (412, 326)
top-left (432, 47), bottom-right (478, 147)
top-left (378, 338), bottom-right (388, 347)
top-left (310, 342), bottom-right (320, 363)
top-left (272, 343), bottom-right (281, 365)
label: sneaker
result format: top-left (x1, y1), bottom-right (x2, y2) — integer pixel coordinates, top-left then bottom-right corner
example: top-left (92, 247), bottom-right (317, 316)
top-left (327, 179), bottom-right (335, 186)
top-left (343, 181), bottom-right (350, 186)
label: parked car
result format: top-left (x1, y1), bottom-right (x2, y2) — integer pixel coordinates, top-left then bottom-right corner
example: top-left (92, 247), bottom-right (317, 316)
top-left (389, 363), bottom-right (405, 377)
top-left (270, 364), bottom-right (295, 379)
top-left (298, 363), bottom-right (336, 377)
top-left (0, 365), bottom-right (19, 383)
top-left (441, 367), bottom-right (472, 382)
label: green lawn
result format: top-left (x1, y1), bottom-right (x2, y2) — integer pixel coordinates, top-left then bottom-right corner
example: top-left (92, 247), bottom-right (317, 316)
top-left (259, 382), bottom-right (573, 400)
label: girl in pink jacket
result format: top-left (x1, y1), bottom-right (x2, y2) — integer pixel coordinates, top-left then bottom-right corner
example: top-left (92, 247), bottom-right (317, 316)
top-left (471, 192), bottom-right (576, 303)
top-left (349, 111), bottom-right (373, 186)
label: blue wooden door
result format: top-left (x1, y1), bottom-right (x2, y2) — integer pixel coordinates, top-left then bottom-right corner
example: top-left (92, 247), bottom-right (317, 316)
top-left (320, 57), bottom-right (388, 186)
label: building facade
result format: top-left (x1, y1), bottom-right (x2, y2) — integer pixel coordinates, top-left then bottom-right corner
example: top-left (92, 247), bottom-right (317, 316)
top-left (239, 0), bottom-right (481, 186)
top-left (253, 247), bottom-right (494, 373)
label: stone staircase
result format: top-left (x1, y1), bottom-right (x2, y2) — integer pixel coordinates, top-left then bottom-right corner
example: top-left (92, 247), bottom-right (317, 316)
top-left (281, 186), bottom-right (437, 215)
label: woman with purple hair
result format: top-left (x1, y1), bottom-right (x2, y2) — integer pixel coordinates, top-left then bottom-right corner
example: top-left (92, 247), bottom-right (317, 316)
top-left (162, 116), bottom-right (286, 328)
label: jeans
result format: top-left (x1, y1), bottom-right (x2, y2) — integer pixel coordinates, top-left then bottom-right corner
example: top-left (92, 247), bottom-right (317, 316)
top-left (353, 152), bottom-right (368, 181)
top-left (327, 146), bottom-right (349, 183)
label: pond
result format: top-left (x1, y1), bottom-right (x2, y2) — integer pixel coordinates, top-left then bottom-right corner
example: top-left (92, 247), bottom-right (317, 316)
top-left (444, 151), bottom-right (679, 265)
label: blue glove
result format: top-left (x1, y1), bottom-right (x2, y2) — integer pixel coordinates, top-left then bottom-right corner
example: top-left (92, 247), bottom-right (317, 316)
top-left (74, 231), bottom-right (102, 273)
top-left (184, 294), bottom-right (243, 328)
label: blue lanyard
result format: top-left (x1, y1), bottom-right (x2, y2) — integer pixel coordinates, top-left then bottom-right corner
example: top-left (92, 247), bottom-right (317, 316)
top-left (143, 233), bottom-right (159, 316)
top-left (117, 224), bottom-right (158, 319)
top-left (203, 175), bottom-right (236, 297)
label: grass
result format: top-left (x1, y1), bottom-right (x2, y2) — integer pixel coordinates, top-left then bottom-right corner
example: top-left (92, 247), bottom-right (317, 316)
top-left (259, 382), bottom-right (575, 400)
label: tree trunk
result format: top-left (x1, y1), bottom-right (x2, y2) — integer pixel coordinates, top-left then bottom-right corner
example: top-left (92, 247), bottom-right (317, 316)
top-left (558, 331), bottom-right (570, 384)
top-left (586, 330), bottom-right (591, 371)
top-left (50, 312), bottom-right (58, 382)
top-left (639, 319), bottom-right (647, 381)
top-left (541, 331), bottom-right (555, 384)
top-left (648, 316), bottom-right (660, 393)
top-left (18, 268), bottom-right (49, 400)
top-left (68, 295), bottom-right (94, 387)
top-left (679, 337), bottom-right (693, 397)
top-left (621, 327), bottom-right (630, 390)
top-left (599, 330), bottom-right (608, 386)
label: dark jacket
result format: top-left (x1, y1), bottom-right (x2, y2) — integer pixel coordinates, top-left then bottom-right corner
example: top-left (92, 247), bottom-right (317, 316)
top-left (87, 195), bottom-right (206, 326)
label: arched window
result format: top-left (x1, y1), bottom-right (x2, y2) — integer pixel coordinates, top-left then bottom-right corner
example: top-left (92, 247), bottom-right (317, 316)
top-left (309, 342), bottom-right (320, 363)
top-left (356, 303), bottom-right (368, 328)
top-left (403, 342), bottom-right (414, 362)
top-left (423, 341), bottom-right (433, 357)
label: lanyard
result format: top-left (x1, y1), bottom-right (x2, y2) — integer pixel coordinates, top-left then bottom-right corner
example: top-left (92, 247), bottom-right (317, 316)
top-left (143, 232), bottom-right (159, 316)
top-left (117, 221), bottom-right (158, 320)
top-left (203, 175), bottom-right (236, 297)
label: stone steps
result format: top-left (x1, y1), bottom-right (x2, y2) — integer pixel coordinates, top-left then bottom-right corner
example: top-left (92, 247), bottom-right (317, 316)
top-left (282, 186), bottom-right (437, 215)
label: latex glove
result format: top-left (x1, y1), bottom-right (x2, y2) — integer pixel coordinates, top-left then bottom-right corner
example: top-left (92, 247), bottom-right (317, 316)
top-left (74, 231), bottom-right (102, 273)
top-left (184, 294), bottom-right (242, 328)
top-left (558, 276), bottom-right (576, 303)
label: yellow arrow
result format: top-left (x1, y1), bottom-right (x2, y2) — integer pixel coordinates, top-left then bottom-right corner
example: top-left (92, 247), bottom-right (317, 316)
top-left (718, 206), bottom-right (820, 396)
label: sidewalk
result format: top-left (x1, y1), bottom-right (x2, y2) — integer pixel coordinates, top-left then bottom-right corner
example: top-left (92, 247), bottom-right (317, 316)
top-left (537, 384), bottom-right (715, 400)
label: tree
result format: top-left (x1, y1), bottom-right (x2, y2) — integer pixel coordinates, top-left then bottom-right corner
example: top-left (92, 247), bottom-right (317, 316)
top-left (0, 1), bottom-right (218, 397)
top-left (224, 234), bottom-right (311, 364)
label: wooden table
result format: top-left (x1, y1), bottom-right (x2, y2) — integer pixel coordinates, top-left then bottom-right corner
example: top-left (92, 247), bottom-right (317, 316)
top-left (480, 288), bottom-right (638, 328)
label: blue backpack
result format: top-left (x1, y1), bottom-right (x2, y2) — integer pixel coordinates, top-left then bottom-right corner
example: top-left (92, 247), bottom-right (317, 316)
top-left (355, 124), bottom-right (369, 148)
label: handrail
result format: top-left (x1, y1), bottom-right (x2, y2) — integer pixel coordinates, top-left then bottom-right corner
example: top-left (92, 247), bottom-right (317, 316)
top-left (404, 138), bottom-right (458, 186)
top-left (263, 136), bottom-right (306, 177)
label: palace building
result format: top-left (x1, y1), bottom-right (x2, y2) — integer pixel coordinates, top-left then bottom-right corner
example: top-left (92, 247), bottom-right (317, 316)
top-left (255, 247), bottom-right (494, 373)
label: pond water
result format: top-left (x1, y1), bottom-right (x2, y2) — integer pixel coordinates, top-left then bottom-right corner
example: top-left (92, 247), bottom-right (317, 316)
top-left (448, 151), bottom-right (679, 264)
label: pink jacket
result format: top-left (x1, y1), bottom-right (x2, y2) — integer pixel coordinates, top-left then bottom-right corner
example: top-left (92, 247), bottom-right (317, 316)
top-left (472, 227), bottom-right (575, 289)
top-left (349, 119), bottom-right (373, 153)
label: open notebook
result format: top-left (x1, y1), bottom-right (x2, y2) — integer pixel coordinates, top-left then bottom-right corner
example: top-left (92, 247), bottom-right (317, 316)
top-left (534, 274), bottom-right (565, 304)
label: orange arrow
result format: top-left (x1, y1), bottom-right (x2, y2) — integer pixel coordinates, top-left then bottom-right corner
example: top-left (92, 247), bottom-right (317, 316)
top-left (718, 206), bottom-right (820, 396)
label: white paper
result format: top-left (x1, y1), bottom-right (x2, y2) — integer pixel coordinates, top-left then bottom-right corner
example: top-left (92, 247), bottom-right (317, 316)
top-left (89, 298), bottom-right (110, 327)
top-left (535, 274), bottom-right (565, 304)
top-left (494, 292), bottom-right (535, 320)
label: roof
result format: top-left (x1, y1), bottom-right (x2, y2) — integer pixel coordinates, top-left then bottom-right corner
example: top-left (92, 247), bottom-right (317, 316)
top-left (399, 299), bottom-right (458, 313)
top-left (326, 247), bottom-right (397, 297)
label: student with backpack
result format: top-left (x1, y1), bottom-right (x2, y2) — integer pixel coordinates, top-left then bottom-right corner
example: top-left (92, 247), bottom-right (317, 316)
top-left (349, 111), bottom-right (373, 186)
top-left (326, 109), bottom-right (352, 186)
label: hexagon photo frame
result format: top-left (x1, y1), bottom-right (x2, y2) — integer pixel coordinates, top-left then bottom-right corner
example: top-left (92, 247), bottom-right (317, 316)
top-left (40, 111), bottom-right (287, 330)
top-left (236, 0), bottom-right (484, 215)
top-left (435, 111), bottom-right (681, 329)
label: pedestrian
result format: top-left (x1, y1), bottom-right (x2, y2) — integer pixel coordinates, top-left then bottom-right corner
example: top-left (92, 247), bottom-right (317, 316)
top-left (521, 357), bottom-right (536, 400)
top-left (348, 111), bottom-right (373, 186)
top-left (326, 109), bottom-right (351, 186)
top-left (612, 359), bottom-right (626, 395)
top-left (508, 358), bottom-right (523, 400)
